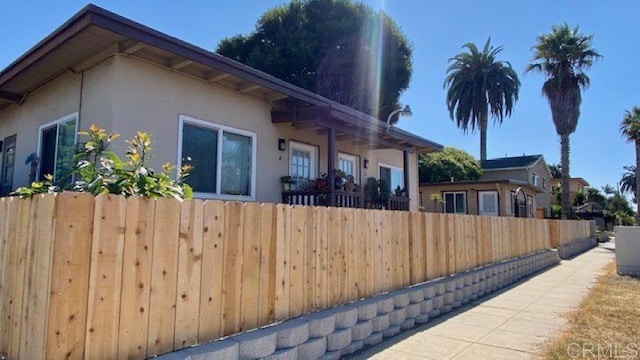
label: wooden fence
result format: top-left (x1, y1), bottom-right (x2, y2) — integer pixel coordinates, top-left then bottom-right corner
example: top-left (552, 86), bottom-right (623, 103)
top-left (0, 193), bottom-right (591, 360)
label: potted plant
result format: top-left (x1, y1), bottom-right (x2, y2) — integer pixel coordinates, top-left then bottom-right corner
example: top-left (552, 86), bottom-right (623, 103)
top-left (344, 174), bottom-right (356, 192)
top-left (280, 175), bottom-right (294, 191)
top-left (316, 173), bottom-right (329, 192)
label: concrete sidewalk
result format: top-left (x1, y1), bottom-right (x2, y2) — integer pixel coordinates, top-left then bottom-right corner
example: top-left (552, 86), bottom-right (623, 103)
top-left (347, 244), bottom-right (615, 360)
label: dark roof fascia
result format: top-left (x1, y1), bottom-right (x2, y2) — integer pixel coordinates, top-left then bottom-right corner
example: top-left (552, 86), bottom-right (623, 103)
top-left (0, 5), bottom-right (94, 86)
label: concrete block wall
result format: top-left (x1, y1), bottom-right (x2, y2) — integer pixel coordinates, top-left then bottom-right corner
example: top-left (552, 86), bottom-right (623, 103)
top-left (156, 249), bottom-right (560, 360)
top-left (557, 237), bottom-right (597, 259)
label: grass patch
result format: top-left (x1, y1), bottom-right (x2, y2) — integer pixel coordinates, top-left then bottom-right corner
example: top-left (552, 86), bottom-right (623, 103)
top-left (544, 262), bottom-right (640, 359)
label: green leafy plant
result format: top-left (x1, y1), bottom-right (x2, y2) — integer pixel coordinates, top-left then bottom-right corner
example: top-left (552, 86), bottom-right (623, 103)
top-left (13, 125), bottom-right (193, 199)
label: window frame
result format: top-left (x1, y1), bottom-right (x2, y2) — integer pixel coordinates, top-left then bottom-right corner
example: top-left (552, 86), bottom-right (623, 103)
top-left (477, 190), bottom-right (499, 216)
top-left (531, 173), bottom-right (539, 187)
top-left (442, 191), bottom-right (467, 214)
top-left (338, 152), bottom-right (359, 183)
top-left (36, 112), bottom-right (79, 182)
top-left (178, 115), bottom-right (257, 201)
top-left (378, 162), bottom-right (404, 191)
top-left (289, 140), bottom-right (319, 180)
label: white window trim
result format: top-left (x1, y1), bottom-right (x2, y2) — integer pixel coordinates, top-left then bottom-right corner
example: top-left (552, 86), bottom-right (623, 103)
top-left (178, 114), bottom-right (257, 201)
top-left (338, 152), bottom-right (359, 183)
top-left (443, 191), bottom-right (467, 214)
top-left (531, 173), bottom-right (539, 187)
top-left (478, 190), bottom-right (499, 216)
top-left (289, 141), bottom-right (318, 179)
top-left (36, 112), bottom-right (79, 181)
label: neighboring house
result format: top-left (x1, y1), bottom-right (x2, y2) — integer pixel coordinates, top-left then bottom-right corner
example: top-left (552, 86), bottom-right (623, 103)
top-left (0, 5), bottom-right (442, 211)
top-left (549, 177), bottom-right (590, 205)
top-left (420, 179), bottom-right (540, 217)
top-left (420, 154), bottom-right (552, 217)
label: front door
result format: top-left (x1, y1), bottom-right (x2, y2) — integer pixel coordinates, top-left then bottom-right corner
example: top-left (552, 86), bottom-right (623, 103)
top-left (478, 191), bottom-right (499, 216)
top-left (1, 135), bottom-right (17, 196)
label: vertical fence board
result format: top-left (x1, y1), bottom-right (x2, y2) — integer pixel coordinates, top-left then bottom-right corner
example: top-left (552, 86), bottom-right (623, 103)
top-left (198, 201), bottom-right (225, 341)
top-left (258, 203), bottom-right (277, 326)
top-left (239, 203), bottom-right (261, 331)
top-left (331, 207), bottom-right (341, 304)
top-left (117, 197), bottom-right (155, 360)
top-left (147, 198), bottom-right (180, 356)
top-left (222, 202), bottom-right (244, 335)
top-left (46, 193), bottom-right (94, 360)
top-left (289, 206), bottom-right (305, 318)
top-left (174, 200), bottom-right (204, 348)
top-left (338, 208), bottom-right (348, 304)
top-left (274, 204), bottom-right (291, 319)
top-left (304, 206), bottom-right (317, 312)
top-left (85, 195), bottom-right (127, 359)
top-left (314, 207), bottom-right (329, 310)
top-left (5, 198), bottom-right (30, 359)
top-left (373, 211), bottom-right (384, 294)
top-left (0, 198), bottom-right (10, 357)
top-left (20, 195), bottom-right (56, 360)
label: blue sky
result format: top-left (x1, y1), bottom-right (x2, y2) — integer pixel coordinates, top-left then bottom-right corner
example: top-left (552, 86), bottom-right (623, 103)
top-left (1, 1), bottom-right (638, 195)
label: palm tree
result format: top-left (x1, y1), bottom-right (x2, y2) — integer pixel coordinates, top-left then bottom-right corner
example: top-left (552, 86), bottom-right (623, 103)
top-left (620, 165), bottom-right (637, 203)
top-left (620, 107), bottom-right (640, 222)
top-left (548, 163), bottom-right (562, 178)
top-left (601, 184), bottom-right (616, 198)
top-left (444, 38), bottom-right (520, 161)
top-left (525, 24), bottom-right (601, 219)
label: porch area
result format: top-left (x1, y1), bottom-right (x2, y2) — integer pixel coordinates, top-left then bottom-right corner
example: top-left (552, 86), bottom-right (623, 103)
top-left (273, 104), bottom-right (442, 211)
top-left (282, 189), bottom-right (411, 211)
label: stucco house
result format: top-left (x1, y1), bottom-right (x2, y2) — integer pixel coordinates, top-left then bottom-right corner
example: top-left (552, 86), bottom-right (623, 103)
top-left (420, 154), bottom-right (552, 217)
top-left (549, 177), bottom-right (590, 206)
top-left (0, 5), bottom-right (442, 211)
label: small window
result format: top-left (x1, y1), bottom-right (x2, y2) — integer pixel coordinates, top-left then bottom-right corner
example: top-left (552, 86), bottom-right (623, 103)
top-left (179, 115), bottom-right (256, 199)
top-left (542, 177), bottom-right (547, 190)
top-left (443, 192), bottom-right (466, 214)
top-left (338, 153), bottom-right (359, 182)
top-left (531, 173), bottom-right (539, 186)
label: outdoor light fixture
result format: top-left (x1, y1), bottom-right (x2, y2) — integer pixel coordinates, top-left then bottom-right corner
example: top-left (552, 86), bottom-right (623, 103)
top-left (363, 159), bottom-right (369, 169)
top-left (278, 138), bottom-right (286, 151)
top-left (386, 105), bottom-right (413, 129)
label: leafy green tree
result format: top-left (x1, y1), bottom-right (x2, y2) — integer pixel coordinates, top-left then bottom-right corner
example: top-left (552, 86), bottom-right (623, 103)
top-left (444, 38), bottom-right (520, 161)
top-left (217, 0), bottom-right (412, 122)
top-left (526, 24), bottom-right (601, 219)
top-left (620, 106), bottom-right (640, 222)
top-left (548, 163), bottom-right (562, 178)
top-left (620, 165), bottom-right (636, 203)
top-left (419, 147), bottom-right (482, 183)
top-left (572, 189), bottom-right (586, 207)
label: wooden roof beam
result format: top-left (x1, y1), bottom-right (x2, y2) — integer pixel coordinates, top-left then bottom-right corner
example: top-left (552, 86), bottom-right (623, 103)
top-left (207, 72), bottom-right (231, 82)
top-left (121, 41), bottom-right (145, 54)
top-left (238, 83), bottom-right (261, 93)
top-left (169, 58), bottom-right (193, 69)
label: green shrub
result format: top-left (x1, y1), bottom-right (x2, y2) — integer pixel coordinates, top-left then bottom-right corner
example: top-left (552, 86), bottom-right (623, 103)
top-left (13, 125), bottom-right (192, 199)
